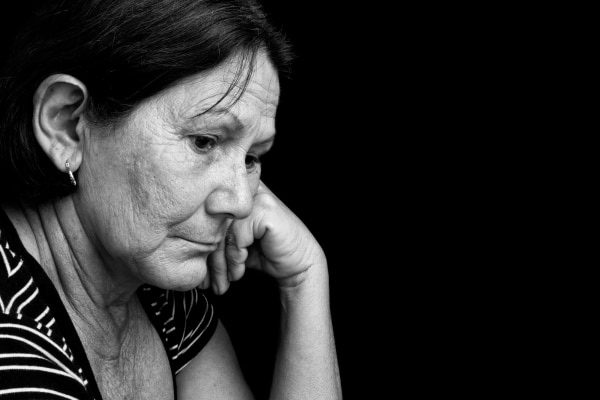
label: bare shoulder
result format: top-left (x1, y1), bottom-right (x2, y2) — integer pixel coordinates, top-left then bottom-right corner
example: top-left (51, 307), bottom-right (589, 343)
top-left (176, 319), bottom-right (254, 400)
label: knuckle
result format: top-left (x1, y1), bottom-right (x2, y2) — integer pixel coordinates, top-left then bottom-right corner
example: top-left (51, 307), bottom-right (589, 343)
top-left (225, 248), bottom-right (244, 266)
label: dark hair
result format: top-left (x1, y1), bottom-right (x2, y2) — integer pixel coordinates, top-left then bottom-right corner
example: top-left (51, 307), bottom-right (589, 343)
top-left (0, 0), bottom-right (293, 203)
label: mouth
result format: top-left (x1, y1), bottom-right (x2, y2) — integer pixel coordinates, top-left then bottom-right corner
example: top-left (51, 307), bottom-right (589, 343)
top-left (179, 237), bottom-right (222, 252)
top-left (198, 242), bottom-right (219, 252)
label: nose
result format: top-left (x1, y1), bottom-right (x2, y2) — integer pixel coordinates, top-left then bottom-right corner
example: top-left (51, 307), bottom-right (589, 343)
top-left (205, 160), bottom-right (254, 220)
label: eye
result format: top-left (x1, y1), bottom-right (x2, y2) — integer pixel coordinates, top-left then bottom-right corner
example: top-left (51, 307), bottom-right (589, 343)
top-left (192, 135), bottom-right (217, 152)
top-left (245, 154), bottom-right (261, 171)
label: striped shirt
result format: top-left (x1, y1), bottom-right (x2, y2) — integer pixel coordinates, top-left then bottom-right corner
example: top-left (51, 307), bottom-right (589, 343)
top-left (0, 210), bottom-right (218, 399)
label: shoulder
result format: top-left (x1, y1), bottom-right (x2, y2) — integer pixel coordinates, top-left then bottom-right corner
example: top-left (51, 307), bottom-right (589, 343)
top-left (1, 208), bottom-right (94, 398)
top-left (0, 313), bottom-right (90, 398)
top-left (137, 285), bottom-right (218, 374)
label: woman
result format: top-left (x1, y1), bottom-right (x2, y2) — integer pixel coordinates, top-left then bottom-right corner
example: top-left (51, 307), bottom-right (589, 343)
top-left (0, 0), bottom-right (341, 399)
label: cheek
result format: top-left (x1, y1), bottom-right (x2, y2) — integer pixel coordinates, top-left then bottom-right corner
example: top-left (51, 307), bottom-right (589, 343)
top-left (128, 151), bottom-right (199, 225)
top-left (128, 155), bottom-right (169, 215)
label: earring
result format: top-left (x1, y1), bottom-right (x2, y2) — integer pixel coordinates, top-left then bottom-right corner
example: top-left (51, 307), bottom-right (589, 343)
top-left (65, 160), bottom-right (77, 187)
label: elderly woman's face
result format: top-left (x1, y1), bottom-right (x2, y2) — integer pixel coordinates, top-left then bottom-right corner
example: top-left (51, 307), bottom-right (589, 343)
top-left (75, 52), bottom-right (279, 290)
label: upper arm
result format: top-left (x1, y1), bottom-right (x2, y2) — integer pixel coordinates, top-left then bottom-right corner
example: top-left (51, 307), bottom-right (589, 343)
top-left (176, 319), bottom-right (255, 400)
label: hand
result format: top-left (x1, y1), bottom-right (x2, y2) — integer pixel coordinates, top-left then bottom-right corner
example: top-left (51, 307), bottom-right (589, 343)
top-left (204, 181), bottom-right (326, 294)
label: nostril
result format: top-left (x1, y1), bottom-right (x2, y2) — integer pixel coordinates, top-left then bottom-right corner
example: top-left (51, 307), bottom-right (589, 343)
top-left (205, 185), bottom-right (253, 220)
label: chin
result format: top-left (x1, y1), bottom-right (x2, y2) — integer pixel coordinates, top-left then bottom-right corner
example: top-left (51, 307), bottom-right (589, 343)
top-left (144, 258), bottom-right (209, 292)
top-left (168, 281), bottom-right (205, 292)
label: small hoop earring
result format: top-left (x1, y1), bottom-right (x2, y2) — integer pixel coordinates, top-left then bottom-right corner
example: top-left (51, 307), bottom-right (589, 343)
top-left (65, 160), bottom-right (77, 187)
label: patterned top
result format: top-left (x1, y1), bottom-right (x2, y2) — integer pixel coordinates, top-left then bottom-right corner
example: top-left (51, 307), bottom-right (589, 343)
top-left (0, 209), bottom-right (218, 399)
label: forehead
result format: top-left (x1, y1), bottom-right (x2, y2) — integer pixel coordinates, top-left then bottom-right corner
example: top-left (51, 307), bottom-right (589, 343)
top-left (162, 51), bottom-right (280, 123)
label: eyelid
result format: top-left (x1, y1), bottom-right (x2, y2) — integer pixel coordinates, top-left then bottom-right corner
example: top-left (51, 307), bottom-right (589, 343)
top-left (251, 140), bottom-right (274, 156)
top-left (245, 153), bottom-right (262, 172)
top-left (249, 149), bottom-right (268, 163)
top-left (190, 133), bottom-right (220, 153)
top-left (194, 132), bottom-right (222, 143)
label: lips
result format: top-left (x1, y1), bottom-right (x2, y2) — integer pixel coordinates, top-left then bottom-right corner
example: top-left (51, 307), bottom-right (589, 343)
top-left (197, 242), bottom-right (219, 251)
top-left (200, 236), bottom-right (225, 247)
top-left (179, 237), bottom-right (223, 252)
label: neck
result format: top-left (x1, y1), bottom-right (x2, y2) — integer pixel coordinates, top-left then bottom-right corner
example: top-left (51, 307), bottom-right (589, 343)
top-left (3, 198), bottom-right (141, 336)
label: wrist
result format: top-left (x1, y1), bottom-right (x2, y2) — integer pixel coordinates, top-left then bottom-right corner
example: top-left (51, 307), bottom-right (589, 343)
top-left (275, 249), bottom-right (327, 286)
top-left (277, 260), bottom-right (329, 302)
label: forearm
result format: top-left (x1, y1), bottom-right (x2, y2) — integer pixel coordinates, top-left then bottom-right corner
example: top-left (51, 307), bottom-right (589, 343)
top-left (269, 264), bottom-right (342, 400)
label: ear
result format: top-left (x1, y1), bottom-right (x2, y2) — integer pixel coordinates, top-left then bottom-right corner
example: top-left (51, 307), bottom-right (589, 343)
top-left (32, 74), bottom-right (88, 173)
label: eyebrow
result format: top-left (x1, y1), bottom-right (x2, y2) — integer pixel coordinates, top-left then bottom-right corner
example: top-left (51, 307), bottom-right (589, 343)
top-left (191, 106), bottom-right (277, 148)
top-left (192, 107), bottom-right (245, 132)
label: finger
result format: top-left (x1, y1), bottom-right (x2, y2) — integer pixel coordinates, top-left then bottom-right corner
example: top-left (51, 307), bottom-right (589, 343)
top-left (199, 274), bottom-right (210, 290)
top-left (245, 245), bottom-right (263, 270)
top-left (224, 230), bottom-right (247, 282)
top-left (207, 238), bottom-right (230, 295)
top-left (225, 243), bottom-right (247, 282)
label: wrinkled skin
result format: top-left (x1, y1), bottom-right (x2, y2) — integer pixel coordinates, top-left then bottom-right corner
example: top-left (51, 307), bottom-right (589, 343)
top-left (75, 51), bottom-right (323, 293)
